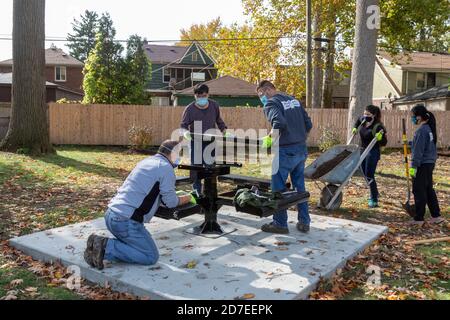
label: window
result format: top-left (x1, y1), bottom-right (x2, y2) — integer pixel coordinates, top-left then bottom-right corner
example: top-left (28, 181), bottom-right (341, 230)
top-left (416, 73), bottom-right (425, 89)
top-left (192, 52), bottom-right (198, 62)
top-left (163, 67), bottom-right (171, 83)
top-left (55, 66), bottom-right (66, 82)
top-left (427, 73), bottom-right (436, 88)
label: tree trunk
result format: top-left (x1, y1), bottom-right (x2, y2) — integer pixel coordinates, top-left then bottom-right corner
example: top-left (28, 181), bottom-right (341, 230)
top-left (1, 0), bottom-right (53, 154)
top-left (312, 12), bottom-right (323, 109)
top-left (321, 27), bottom-right (336, 109)
top-left (347, 0), bottom-right (379, 139)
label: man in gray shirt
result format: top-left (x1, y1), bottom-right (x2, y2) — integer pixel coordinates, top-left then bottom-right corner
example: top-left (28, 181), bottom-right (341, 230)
top-left (180, 84), bottom-right (228, 194)
top-left (84, 140), bottom-right (195, 270)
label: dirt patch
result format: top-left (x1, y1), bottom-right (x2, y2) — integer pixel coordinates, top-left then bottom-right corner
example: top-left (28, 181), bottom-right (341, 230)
top-left (311, 150), bottom-right (352, 179)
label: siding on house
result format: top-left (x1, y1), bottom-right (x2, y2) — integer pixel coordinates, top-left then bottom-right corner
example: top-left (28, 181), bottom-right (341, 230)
top-left (176, 96), bottom-right (261, 107)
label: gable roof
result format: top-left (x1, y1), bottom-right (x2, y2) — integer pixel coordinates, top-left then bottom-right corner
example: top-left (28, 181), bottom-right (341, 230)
top-left (0, 47), bottom-right (83, 67)
top-left (176, 75), bottom-right (258, 97)
top-left (0, 73), bottom-right (58, 87)
top-left (144, 42), bottom-right (215, 65)
top-left (144, 44), bottom-right (188, 64)
top-left (393, 84), bottom-right (450, 104)
top-left (377, 50), bottom-right (450, 72)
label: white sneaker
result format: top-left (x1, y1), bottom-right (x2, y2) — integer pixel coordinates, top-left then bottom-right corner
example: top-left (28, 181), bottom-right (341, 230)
top-left (408, 220), bottom-right (425, 227)
top-left (429, 217), bottom-right (445, 225)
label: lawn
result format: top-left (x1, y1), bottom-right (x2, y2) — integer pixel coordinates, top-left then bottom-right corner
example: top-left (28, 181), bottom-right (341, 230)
top-left (0, 146), bottom-right (448, 300)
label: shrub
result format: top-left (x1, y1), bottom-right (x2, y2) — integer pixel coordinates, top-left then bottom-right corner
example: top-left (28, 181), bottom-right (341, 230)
top-left (318, 125), bottom-right (342, 152)
top-left (128, 125), bottom-right (153, 151)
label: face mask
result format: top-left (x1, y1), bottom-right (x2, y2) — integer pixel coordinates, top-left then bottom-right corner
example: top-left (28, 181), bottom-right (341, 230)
top-left (411, 116), bottom-right (419, 125)
top-left (196, 98), bottom-right (208, 107)
top-left (260, 95), bottom-right (268, 107)
top-left (172, 157), bottom-right (181, 168)
top-left (364, 116), bottom-right (373, 123)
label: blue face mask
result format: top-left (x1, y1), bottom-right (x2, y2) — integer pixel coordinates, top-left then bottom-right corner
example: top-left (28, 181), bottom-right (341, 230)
top-left (196, 97), bottom-right (208, 107)
top-left (260, 95), bottom-right (268, 107)
top-left (411, 116), bottom-right (419, 125)
top-left (172, 157), bottom-right (181, 168)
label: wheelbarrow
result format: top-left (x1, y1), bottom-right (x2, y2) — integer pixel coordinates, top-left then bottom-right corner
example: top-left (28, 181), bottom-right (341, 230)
top-left (304, 126), bottom-right (382, 210)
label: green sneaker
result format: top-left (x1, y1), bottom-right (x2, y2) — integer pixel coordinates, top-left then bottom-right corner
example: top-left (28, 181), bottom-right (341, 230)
top-left (368, 199), bottom-right (378, 208)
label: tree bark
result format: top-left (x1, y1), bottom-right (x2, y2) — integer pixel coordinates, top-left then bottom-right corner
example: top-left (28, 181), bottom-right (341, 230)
top-left (0, 0), bottom-right (53, 154)
top-left (321, 32), bottom-right (335, 109)
top-left (347, 0), bottom-right (379, 139)
top-left (312, 12), bottom-right (323, 109)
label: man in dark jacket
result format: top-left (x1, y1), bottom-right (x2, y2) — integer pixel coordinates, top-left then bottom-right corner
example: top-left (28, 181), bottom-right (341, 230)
top-left (180, 84), bottom-right (228, 194)
top-left (257, 80), bottom-right (313, 234)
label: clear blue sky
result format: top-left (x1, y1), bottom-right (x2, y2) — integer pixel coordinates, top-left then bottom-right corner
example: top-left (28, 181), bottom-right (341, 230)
top-left (0, 0), bottom-right (247, 61)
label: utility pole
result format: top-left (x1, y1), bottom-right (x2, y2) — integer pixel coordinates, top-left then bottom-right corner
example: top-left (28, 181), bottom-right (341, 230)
top-left (306, 0), bottom-right (312, 109)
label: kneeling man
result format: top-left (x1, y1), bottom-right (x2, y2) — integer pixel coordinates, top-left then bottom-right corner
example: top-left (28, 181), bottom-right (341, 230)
top-left (84, 140), bottom-right (194, 270)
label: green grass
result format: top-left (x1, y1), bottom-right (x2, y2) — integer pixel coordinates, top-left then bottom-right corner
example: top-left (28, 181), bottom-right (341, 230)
top-left (0, 256), bottom-right (81, 300)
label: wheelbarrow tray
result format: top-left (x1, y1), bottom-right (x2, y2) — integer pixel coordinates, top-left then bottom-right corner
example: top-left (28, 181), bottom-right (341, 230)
top-left (234, 191), bottom-right (310, 218)
top-left (304, 144), bottom-right (361, 185)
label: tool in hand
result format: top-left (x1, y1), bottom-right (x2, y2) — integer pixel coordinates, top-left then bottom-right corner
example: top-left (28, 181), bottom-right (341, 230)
top-left (401, 118), bottom-right (415, 217)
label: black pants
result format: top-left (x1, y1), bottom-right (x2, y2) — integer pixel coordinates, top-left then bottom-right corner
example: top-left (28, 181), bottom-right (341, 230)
top-left (412, 163), bottom-right (441, 221)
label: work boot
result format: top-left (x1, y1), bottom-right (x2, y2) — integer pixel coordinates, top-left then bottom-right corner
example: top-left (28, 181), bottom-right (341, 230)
top-left (297, 222), bottom-right (310, 233)
top-left (261, 223), bottom-right (289, 234)
top-left (91, 235), bottom-right (109, 270)
top-left (429, 217), bottom-right (445, 225)
top-left (83, 234), bottom-right (96, 268)
top-left (368, 199), bottom-right (378, 208)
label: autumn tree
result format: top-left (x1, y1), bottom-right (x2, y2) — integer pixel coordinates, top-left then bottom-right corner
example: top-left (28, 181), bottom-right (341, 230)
top-left (1, 0), bottom-right (53, 154)
top-left (67, 10), bottom-right (99, 63)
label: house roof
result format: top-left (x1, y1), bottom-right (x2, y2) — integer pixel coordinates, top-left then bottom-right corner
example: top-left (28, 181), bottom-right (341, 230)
top-left (0, 47), bottom-right (83, 67)
top-left (393, 84), bottom-right (450, 104)
top-left (144, 44), bottom-right (189, 64)
top-left (175, 75), bottom-right (258, 97)
top-left (377, 50), bottom-right (450, 72)
top-left (0, 73), bottom-right (58, 87)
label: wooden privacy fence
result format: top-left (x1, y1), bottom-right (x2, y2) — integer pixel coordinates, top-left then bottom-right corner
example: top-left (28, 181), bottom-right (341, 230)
top-left (48, 103), bottom-right (450, 148)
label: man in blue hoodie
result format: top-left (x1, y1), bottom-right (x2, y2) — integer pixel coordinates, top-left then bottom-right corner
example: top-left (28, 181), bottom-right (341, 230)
top-left (83, 140), bottom-right (195, 270)
top-left (257, 80), bottom-right (313, 234)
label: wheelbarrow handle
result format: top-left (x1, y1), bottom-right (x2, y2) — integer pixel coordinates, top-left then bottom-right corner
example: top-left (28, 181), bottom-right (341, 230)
top-left (347, 119), bottom-right (366, 145)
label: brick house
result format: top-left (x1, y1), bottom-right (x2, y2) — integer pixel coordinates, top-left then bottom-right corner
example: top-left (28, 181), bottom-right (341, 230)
top-left (0, 46), bottom-right (84, 98)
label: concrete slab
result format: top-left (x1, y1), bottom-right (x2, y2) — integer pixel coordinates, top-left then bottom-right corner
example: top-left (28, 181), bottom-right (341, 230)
top-left (9, 207), bottom-right (387, 300)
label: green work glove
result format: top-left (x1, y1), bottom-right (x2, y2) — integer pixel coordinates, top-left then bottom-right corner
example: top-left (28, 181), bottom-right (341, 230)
top-left (183, 131), bottom-right (192, 141)
top-left (224, 131), bottom-right (234, 138)
top-left (189, 194), bottom-right (197, 205)
top-left (352, 128), bottom-right (358, 135)
top-left (409, 167), bottom-right (417, 178)
top-left (375, 131), bottom-right (383, 142)
top-left (261, 136), bottom-right (272, 149)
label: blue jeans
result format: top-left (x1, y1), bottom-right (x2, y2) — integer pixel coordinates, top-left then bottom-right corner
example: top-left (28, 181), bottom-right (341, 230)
top-left (361, 148), bottom-right (380, 201)
top-left (104, 210), bottom-right (159, 265)
top-left (190, 140), bottom-right (216, 194)
top-left (271, 144), bottom-right (310, 228)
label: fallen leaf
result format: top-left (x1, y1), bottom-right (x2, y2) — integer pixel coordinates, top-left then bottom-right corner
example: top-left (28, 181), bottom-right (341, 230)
top-left (10, 279), bottom-right (23, 287)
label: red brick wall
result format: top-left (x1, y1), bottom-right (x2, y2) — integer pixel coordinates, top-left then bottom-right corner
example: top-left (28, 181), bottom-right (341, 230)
top-left (1, 65), bottom-right (84, 94)
top-left (45, 66), bottom-right (84, 93)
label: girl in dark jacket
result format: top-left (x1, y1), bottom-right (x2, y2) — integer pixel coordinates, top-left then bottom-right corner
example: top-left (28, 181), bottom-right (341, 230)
top-left (409, 104), bottom-right (443, 226)
top-left (353, 105), bottom-right (387, 208)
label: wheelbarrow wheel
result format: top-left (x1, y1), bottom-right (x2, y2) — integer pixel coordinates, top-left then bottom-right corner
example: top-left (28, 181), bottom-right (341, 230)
top-left (319, 184), bottom-right (343, 211)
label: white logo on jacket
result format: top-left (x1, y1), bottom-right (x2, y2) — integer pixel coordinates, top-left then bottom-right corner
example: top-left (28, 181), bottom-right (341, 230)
top-left (282, 99), bottom-right (301, 110)
top-left (429, 132), bottom-right (434, 142)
